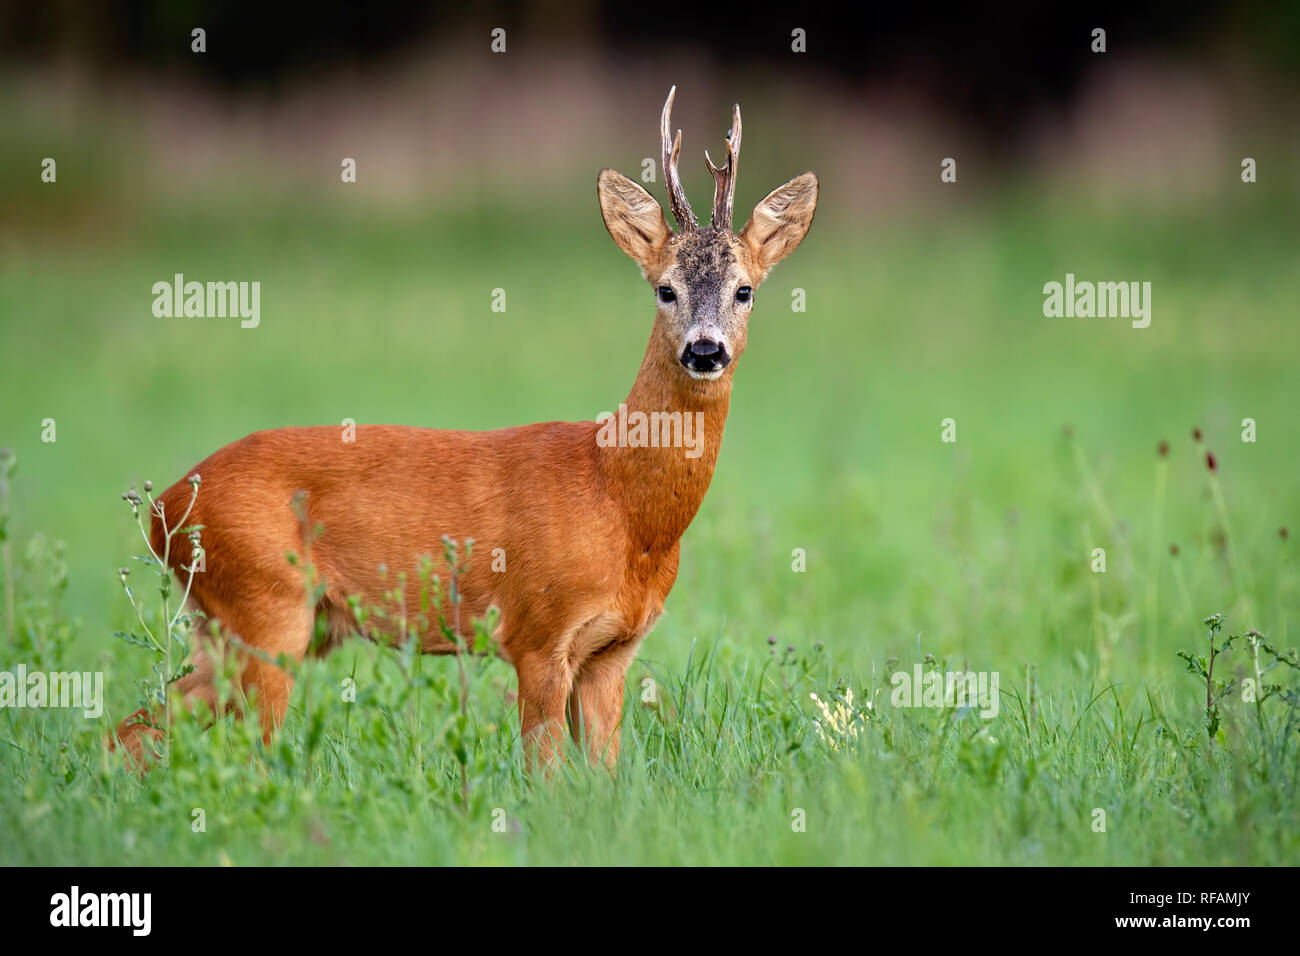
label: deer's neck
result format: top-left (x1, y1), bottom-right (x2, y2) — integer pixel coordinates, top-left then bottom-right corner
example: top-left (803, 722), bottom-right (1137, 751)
top-left (597, 341), bottom-right (733, 552)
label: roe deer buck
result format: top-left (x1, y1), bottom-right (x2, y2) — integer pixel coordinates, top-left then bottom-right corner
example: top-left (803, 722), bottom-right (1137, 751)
top-left (111, 86), bottom-right (818, 769)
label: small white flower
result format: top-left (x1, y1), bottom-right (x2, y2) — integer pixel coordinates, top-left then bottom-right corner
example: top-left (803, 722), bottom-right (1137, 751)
top-left (809, 687), bottom-right (869, 751)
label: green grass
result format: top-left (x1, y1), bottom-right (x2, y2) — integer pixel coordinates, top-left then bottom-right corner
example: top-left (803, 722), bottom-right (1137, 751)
top-left (1, 162), bottom-right (1299, 864)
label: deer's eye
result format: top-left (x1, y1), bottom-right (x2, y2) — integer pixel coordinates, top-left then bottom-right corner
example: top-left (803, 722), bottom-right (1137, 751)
top-left (735, 286), bottom-right (752, 304)
top-left (658, 286), bottom-right (676, 304)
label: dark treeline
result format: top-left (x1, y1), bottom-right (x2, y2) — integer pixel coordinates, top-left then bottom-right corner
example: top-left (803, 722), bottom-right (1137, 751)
top-left (2, 0), bottom-right (1295, 128)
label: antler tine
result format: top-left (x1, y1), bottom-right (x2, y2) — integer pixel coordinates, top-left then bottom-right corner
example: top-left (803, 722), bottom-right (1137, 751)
top-left (661, 86), bottom-right (697, 233)
top-left (705, 103), bottom-right (742, 232)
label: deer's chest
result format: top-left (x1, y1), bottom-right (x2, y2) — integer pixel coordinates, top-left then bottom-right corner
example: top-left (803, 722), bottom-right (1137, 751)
top-left (565, 545), bottom-right (679, 661)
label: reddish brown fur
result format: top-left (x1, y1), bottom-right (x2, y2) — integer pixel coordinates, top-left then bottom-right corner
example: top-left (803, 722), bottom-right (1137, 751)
top-left (110, 95), bottom-right (817, 771)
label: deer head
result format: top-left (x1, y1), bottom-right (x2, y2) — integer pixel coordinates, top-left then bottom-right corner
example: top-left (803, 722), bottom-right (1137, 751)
top-left (598, 86), bottom-right (818, 385)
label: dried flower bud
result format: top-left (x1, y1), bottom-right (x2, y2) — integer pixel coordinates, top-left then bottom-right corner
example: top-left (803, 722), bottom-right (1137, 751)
top-left (1156, 440), bottom-right (1169, 458)
top-left (1169, 543), bottom-right (1179, 556)
top-left (1192, 427), bottom-right (1203, 442)
top-left (1206, 451), bottom-right (1217, 472)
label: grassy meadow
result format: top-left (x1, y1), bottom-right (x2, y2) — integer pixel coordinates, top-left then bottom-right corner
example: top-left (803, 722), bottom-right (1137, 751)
top-left (1, 101), bottom-right (1299, 865)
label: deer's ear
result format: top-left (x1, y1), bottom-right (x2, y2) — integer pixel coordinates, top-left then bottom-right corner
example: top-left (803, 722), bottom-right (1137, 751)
top-left (739, 172), bottom-right (818, 275)
top-left (598, 169), bottom-right (671, 274)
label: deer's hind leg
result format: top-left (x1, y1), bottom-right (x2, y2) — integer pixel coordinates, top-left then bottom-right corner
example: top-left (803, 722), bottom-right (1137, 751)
top-left (200, 585), bottom-right (314, 745)
top-left (110, 581), bottom-right (314, 765)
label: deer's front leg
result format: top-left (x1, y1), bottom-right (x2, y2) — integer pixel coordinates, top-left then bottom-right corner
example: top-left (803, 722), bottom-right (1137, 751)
top-left (568, 645), bottom-right (634, 769)
top-left (515, 653), bottom-right (573, 772)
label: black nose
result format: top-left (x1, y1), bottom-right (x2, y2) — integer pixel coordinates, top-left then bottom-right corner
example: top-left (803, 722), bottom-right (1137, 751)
top-left (681, 339), bottom-right (730, 373)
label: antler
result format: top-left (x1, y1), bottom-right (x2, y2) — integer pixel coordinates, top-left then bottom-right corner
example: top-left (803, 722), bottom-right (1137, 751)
top-left (661, 86), bottom-right (698, 233)
top-left (705, 103), bottom-right (742, 232)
